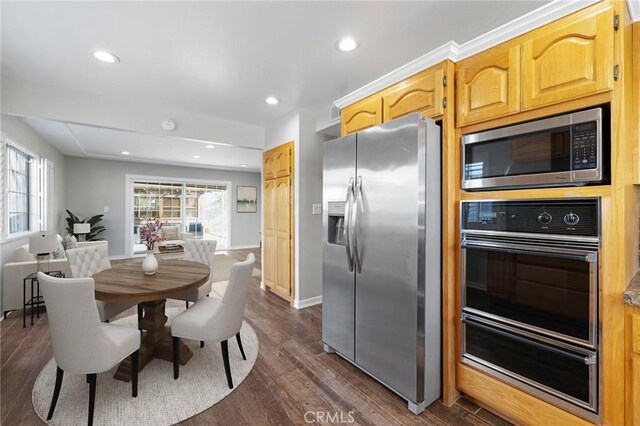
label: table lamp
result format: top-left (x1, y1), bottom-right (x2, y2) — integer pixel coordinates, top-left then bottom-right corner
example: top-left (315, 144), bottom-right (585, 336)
top-left (29, 234), bottom-right (57, 273)
top-left (73, 223), bottom-right (91, 242)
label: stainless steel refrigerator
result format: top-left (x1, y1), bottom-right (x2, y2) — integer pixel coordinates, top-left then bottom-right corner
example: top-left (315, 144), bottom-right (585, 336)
top-left (322, 113), bottom-right (441, 414)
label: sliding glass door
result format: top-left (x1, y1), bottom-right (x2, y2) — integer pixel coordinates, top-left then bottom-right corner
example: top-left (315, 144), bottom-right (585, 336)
top-left (131, 179), bottom-right (229, 255)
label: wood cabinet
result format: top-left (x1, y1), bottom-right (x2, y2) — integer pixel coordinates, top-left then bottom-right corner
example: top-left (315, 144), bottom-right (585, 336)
top-left (456, 2), bottom-right (614, 127)
top-left (274, 145), bottom-right (292, 178)
top-left (341, 96), bottom-right (383, 135)
top-left (456, 45), bottom-right (521, 126)
top-left (626, 305), bottom-right (640, 426)
top-left (262, 141), bottom-right (294, 303)
top-left (522, 4), bottom-right (614, 110)
top-left (262, 179), bottom-right (276, 290)
top-left (382, 65), bottom-right (444, 121)
top-left (263, 151), bottom-right (275, 180)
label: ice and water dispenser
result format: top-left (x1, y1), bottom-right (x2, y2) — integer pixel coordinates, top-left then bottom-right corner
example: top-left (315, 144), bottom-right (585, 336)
top-left (327, 201), bottom-right (346, 245)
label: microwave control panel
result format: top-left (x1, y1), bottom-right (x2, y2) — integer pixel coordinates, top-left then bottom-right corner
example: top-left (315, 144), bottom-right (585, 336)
top-left (571, 122), bottom-right (598, 171)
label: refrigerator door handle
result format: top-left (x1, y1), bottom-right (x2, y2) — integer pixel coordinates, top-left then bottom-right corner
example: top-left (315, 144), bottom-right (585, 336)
top-left (353, 176), bottom-right (363, 273)
top-left (344, 178), bottom-right (354, 272)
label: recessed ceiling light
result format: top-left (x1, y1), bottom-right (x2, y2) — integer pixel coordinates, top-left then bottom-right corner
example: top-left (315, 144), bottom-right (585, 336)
top-left (265, 97), bottom-right (279, 105)
top-left (121, 151), bottom-right (130, 155)
top-left (337, 37), bottom-right (358, 52)
top-left (193, 155), bottom-right (201, 159)
top-left (240, 164), bottom-right (248, 168)
top-left (93, 50), bottom-right (120, 63)
top-left (205, 144), bottom-right (215, 149)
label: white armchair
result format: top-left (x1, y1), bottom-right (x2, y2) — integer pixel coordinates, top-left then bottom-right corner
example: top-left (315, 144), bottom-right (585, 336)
top-left (66, 245), bottom-right (135, 322)
top-left (38, 272), bottom-right (140, 426)
top-left (171, 253), bottom-right (255, 388)
top-left (172, 239), bottom-right (217, 308)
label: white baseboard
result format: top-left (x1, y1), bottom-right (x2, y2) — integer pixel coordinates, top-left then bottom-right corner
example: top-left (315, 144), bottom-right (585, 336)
top-left (225, 245), bottom-right (260, 250)
top-left (293, 295), bottom-right (322, 310)
top-left (109, 255), bottom-right (130, 260)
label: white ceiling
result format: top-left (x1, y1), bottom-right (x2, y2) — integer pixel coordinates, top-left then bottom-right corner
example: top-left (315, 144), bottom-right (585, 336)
top-left (19, 116), bottom-right (263, 171)
top-left (2, 1), bottom-right (547, 127)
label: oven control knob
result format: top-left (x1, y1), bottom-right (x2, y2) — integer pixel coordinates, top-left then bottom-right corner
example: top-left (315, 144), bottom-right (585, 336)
top-left (537, 212), bottom-right (552, 225)
top-left (564, 212), bottom-right (580, 226)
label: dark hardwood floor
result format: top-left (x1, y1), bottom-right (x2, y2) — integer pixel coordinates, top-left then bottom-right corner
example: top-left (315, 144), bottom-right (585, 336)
top-left (1, 248), bottom-right (510, 425)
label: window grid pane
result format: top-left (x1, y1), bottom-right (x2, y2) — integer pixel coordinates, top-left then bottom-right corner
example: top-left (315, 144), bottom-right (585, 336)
top-left (7, 146), bottom-right (30, 234)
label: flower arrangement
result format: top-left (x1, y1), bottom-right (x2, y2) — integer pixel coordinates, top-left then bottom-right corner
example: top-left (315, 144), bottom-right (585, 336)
top-left (139, 218), bottom-right (165, 251)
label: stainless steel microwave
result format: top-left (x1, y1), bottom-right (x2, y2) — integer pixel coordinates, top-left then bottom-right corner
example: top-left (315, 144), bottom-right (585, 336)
top-left (462, 108), bottom-right (604, 190)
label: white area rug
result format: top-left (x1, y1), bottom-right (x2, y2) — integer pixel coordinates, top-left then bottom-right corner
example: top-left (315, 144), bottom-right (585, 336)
top-left (32, 307), bottom-right (259, 425)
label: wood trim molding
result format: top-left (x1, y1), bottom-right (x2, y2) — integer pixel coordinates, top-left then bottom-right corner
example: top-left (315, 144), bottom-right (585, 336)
top-left (334, 0), bottom-right (603, 109)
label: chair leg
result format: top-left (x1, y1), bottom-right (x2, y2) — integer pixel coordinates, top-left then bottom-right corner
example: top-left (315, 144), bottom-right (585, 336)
top-left (236, 332), bottom-right (247, 361)
top-left (131, 350), bottom-right (139, 398)
top-left (137, 305), bottom-right (143, 327)
top-left (87, 373), bottom-right (97, 426)
top-left (200, 341), bottom-right (205, 348)
top-left (46, 366), bottom-right (64, 420)
top-left (221, 340), bottom-right (233, 389)
top-left (173, 337), bottom-right (180, 380)
top-left (185, 301), bottom-right (189, 309)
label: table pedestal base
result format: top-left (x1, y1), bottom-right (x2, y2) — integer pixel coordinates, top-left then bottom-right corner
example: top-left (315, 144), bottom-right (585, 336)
top-left (114, 299), bottom-right (192, 382)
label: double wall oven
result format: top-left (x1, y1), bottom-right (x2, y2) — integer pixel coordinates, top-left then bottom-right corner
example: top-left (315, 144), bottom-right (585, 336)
top-left (460, 198), bottom-right (600, 422)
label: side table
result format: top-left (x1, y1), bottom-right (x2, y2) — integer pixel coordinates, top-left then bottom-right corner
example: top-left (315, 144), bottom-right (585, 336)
top-left (23, 270), bottom-right (64, 327)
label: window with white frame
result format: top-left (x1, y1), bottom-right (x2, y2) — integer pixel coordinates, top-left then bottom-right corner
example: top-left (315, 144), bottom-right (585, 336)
top-left (2, 139), bottom-right (53, 239)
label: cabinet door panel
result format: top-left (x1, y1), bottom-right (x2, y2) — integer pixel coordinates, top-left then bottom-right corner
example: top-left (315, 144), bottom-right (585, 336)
top-left (457, 45), bottom-right (520, 126)
top-left (522, 5), bottom-right (613, 109)
top-left (383, 67), bottom-right (443, 120)
top-left (341, 97), bottom-right (383, 136)
top-left (263, 151), bottom-right (275, 180)
top-left (275, 145), bottom-right (291, 178)
top-left (263, 180), bottom-right (276, 289)
top-left (274, 177), bottom-right (291, 299)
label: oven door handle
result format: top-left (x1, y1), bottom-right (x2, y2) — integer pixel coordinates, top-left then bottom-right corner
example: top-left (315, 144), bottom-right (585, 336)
top-left (463, 316), bottom-right (596, 364)
top-left (461, 240), bottom-right (597, 262)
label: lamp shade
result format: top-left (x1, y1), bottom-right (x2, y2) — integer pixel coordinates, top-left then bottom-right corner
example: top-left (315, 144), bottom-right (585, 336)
top-left (73, 223), bottom-right (91, 234)
top-left (29, 234), bottom-right (57, 255)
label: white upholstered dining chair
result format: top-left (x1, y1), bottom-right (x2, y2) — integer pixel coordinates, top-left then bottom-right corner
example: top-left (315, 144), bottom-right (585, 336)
top-left (38, 272), bottom-right (140, 426)
top-left (172, 239), bottom-right (217, 308)
top-left (66, 244), bottom-right (136, 322)
top-left (171, 253), bottom-right (255, 388)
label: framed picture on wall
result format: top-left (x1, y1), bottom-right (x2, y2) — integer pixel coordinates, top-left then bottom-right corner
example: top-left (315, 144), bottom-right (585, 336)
top-left (236, 186), bottom-right (257, 213)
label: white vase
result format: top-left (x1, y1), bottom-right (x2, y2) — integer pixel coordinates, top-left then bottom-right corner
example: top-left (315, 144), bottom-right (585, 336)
top-left (142, 250), bottom-right (158, 275)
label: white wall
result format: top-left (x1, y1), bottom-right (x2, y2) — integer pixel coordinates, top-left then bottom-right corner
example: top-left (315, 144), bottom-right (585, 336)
top-left (264, 110), bottom-right (325, 308)
top-left (64, 157), bottom-right (261, 257)
top-left (1, 114), bottom-right (66, 308)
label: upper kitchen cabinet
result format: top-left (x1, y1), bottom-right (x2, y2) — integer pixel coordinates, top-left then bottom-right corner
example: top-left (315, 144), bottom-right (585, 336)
top-left (456, 45), bottom-right (521, 126)
top-left (274, 144), bottom-right (292, 178)
top-left (382, 65), bottom-right (444, 121)
top-left (521, 3), bottom-right (614, 110)
top-left (263, 150), bottom-right (275, 180)
top-left (341, 97), bottom-right (383, 135)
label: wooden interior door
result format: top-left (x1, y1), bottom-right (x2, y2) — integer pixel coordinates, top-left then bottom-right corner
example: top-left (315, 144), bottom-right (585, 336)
top-left (273, 176), bottom-right (292, 300)
top-left (262, 179), bottom-right (276, 290)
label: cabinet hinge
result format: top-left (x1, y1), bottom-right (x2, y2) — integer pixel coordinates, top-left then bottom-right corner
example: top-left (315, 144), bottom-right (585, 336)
top-left (442, 97), bottom-right (447, 109)
top-left (614, 14), bottom-right (619, 31)
top-left (442, 76), bottom-right (447, 87)
top-left (613, 64), bottom-right (620, 81)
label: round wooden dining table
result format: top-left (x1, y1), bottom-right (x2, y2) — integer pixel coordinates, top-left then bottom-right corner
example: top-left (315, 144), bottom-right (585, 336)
top-left (92, 259), bottom-right (210, 382)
